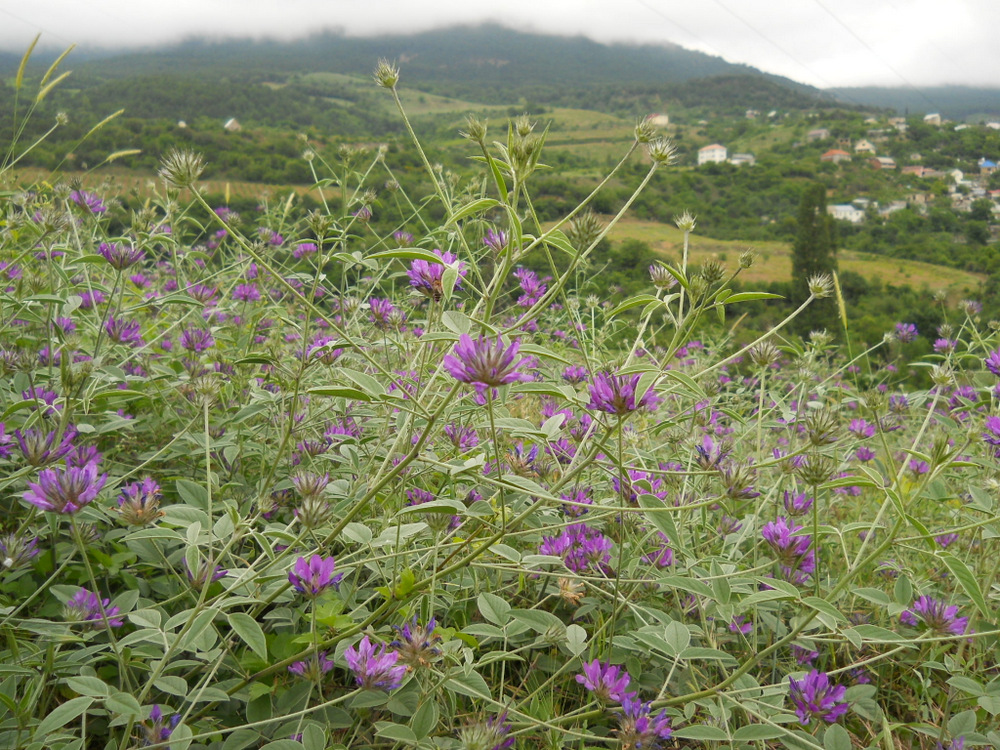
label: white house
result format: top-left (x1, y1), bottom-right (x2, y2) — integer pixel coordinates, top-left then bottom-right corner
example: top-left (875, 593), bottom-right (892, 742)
top-left (729, 153), bottom-right (756, 167)
top-left (923, 113), bottom-right (942, 126)
top-left (827, 204), bottom-right (865, 224)
top-left (224, 118), bottom-right (242, 133)
top-left (697, 144), bottom-right (728, 165)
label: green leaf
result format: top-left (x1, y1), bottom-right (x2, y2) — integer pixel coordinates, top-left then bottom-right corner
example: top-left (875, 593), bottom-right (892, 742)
top-left (732, 724), bottom-right (788, 741)
top-left (34, 696), bottom-right (94, 737)
top-left (446, 198), bottom-right (500, 226)
top-left (367, 248), bottom-right (445, 263)
top-left (64, 676), bottom-right (109, 697)
top-left (444, 671), bottom-right (491, 700)
top-left (375, 722), bottom-right (417, 744)
top-left (441, 310), bottom-right (471, 335)
top-left (105, 691), bottom-right (143, 718)
top-left (258, 741), bottom-right (305, 750)
top-left (307, 386), bottom-right (371, 402)
top-left (478, 592), bottom-right (511, 626)
top-left (663, 621), bottom-right (690, 654)
top-left (947, 675), bottom-right (985, 696)
top-left (607, 294), bottom-right (661, 317)
top-left (338, 368), bottom-right (385, 398)
top-left (948, 709), bottom-right (978, 736)
top-left (723, 292), bottom-right (784, 304)
top-left (565, 624), bottom-right (588, 656)
top-left (978, 695), bottom-right (1000, 716)
top-left (154, 676), bottom-right (189, 697)
top-left (802, 596), bottom-right (848, 624)
top-left (411, 700), bottom-right (438, 739)
top-left (823, 723), bottom-right (852, 750)
top-left (941, 553), bottom-right (990, 618)
top-left (228, 613), bottom-right (268, 660)
top-left (175, 479), bottom-right (209, 510)
top-left (509, 609), bottom-right (564, 634)
top-left (673, 725), bottom-right (728, 740)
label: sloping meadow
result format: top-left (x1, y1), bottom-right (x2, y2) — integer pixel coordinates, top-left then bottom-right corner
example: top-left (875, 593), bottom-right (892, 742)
top-left (0, 53), bottom-right (996, 750)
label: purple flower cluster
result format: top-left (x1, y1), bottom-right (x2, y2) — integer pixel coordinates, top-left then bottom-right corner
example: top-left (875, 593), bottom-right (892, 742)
top-left (587, 372), bottom-right (661, 415)
top-left (391, 616), bottom-right (442, 668)
top-left (288, 651), bottom-right (336, 681)
top-left (788, 670), bottom-right (848, 725)
top-left (513, 267), bottom-right (546, 306)
top-left (70, 190), bottom-right (107, 215)
top-left (538, 523), bottom-right (612, 573)
top-left (141, 705), bottom-right (181, 746)
top-left (288, 554), bottom-right (343, 597)
top-left (900, 595), bottom-right (968, 636)
top-left (577, 660), bottom-right (631, 703)
top-left (616, 695), bottom-right (672, 749)
top-left (407, 249), bottom-right (466, 300)
top-left (343, 635), bottom-right (407, 691)
top-left (895, 322), bottom-right (918, 343)
top-left (98, 241), bottom-right (144, 270)
top-left (443, 334), bottom-right (530, 392)
top-left (24, 453), bottom-right (107, 514)
top-left (762, 517), bottom-right (815, 584)
top-left (116, 477), bottom-right (163, 525)
top-left (64, 587), bottom-right (124, 628)
top-left (458, 712), bottom-right (513, 750)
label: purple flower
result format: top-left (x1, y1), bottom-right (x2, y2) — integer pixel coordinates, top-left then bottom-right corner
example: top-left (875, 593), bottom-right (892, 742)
top-left (616, 695), bottom-right (672, 749)
top-left (762, 517), bottom-right (814, 584)
top-left (458, 712), bottom-right (513, 750)
top-left (443, 334), bottom-right (530, 391)
top-left (562, 365), bottom-right (589, 384)
top-left (64, 588), bottom-right (123, 628)
top-left (233, 283), bottom-right (261, 302)
top-left (782, 491), bottom-right (813, 516)
top-left (368, 297), bottom-right (399, 330)
top-left (483, 229), bottom-right (508, 254)
top-left (986, 350), bottom-right (1000, 377)
top-left (513, 267), bottom-right (546, 306)
top-left (98, 242), bottom-right (144, 270)
top-left (895, 322), bottom-right (918, 343)
top-left (141, 705), bottom-right (181, 746)
top-left (983, 416), bottom-right (1000, 448)
top-left (539, 523), bottom-right (613, 573)
top-left (70, 190), bottom-right (107, 215)
top-left (576, 660), bottom-right (632, 703)
top-left (343, 635), bottom-right (407, 691)
top-left (391, 616), bottom-right (442, 668)
top-left (394, 230), bottom-right (414, 246)
top-left (788, 670), bottom-right (848, 725)
top-left (187, 284), bottom-right (219, 304)
top-left (288, 651), bottom-right (336, 680)
top-left (855, 446), bottom-right (877, 462)
top-left (14, 427), bottom-right (76, 466)
top-left (407, 249), bottom-right (466, 300)
top-left (729, 616), bottom-right (753, 635)
top-left (643, 532), bottom-right (674, 568)
top-left (24, 460), bottom-right (107, 514)
top-left (900, 595), bottom-right (968, 636)
top-left (179, 327), bottom-right (214, 353)
top-left (444, 422), bottom-right (479, 450)
top-left (292, 242), bottom-right (318, 259)
top-left (184, 560), bottom-right (227, 589)
top-left (587, 372), bottom-right (661, 415)
top-left (116, 477), bottom-right (163, 526)
top-left (0, 532), bottom-right (39, 572)
top-left (792, 645), bottom-right (819, 665)
top-left (104, 316), bottom-right (144, 347)
top-left (288, 554), bottom-right (343, 597)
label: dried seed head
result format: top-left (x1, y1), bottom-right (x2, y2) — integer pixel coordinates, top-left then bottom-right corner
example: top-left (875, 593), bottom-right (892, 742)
top-left (460, 114), bottom-right (488, 145)
top-left (674, 210), bottom-right (697, 232)
top-left (649, 263), bottom-right (677, 290)
top-left (634, 117), bottom-right (657, 144)
top-left (512, 114), bottom-right (535, 137)
top-left (749, 340), bottom-right (781, 368)
top-left (700, 260), bottom-right (725, 286)
top-left (739, 248), bottom-right (758, 268)
top-left (930, 364), bottom-right (954, 388)
top-left (372, 58), bottom-right (400, 89)
top-left (805, 408), bottom-right (840, 446)
top-left (807, 274), bottom-right (834, 299)
top-left (809, 329), bottom-right (834, 349)
top-left (647, 136), bottom-right (677, 165)
top-left (158, 148), bottom-right (206, 189)
top-left (567, 210), bottom-right (604, 250)
top-left (795, 453), bottom-right (837, 486)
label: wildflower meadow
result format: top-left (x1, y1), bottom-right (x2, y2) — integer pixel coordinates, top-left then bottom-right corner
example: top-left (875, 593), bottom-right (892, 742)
top-left (2, 45), bottom-right (1000, 750)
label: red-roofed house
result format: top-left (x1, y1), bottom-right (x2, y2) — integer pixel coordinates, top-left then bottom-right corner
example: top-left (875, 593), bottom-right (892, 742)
top-left (820, 149), bottom-right (851, 164)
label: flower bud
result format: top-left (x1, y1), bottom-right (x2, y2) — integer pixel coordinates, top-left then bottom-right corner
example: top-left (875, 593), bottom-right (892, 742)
top-left (372, 58), bottom-right (400, 88)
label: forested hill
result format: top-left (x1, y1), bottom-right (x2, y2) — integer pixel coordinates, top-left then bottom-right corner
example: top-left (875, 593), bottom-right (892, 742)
top-left (7, 24), bottom-right (828, 109)
top-left (830, 85), bottom-right (1000, 120)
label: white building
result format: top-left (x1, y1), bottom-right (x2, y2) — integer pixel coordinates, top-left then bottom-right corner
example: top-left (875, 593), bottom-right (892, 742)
top-left (827, 204), bottom-right (865, 224)
top-left (697, 144), bottom-right (728, 166)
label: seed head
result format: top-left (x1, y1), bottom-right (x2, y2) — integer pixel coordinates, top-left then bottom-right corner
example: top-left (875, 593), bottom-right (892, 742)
top-left (739, 248), bottom-right (758, 268)
top-left (807, 274), bottom-right (834, 299)
top-left (372, 58), bottom-right (400, 89)
top-left (158, 149), bottom-right (206, 189)
top-left (674, 210), bottom-right (697, 232)
top-left (634, 117), bottom-right (657, 143)
top-left (649, 263), bottom-right (677, 290)
top-left (567, 210), bottom-right (604, 251)
top-left (749, 340), bottom-right (781, 368)
top-left (460, 114), bottom-right (488, 145)
top-left (647, 136), bottom-right (677, 165)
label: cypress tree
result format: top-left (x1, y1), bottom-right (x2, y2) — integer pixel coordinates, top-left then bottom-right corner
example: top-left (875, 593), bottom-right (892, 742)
top-left (791, 182), bottom-right (838, 335)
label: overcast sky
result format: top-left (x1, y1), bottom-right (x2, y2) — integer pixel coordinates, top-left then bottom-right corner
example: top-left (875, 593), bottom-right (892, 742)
top-left (1, 0), bottom-right (997, 89)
